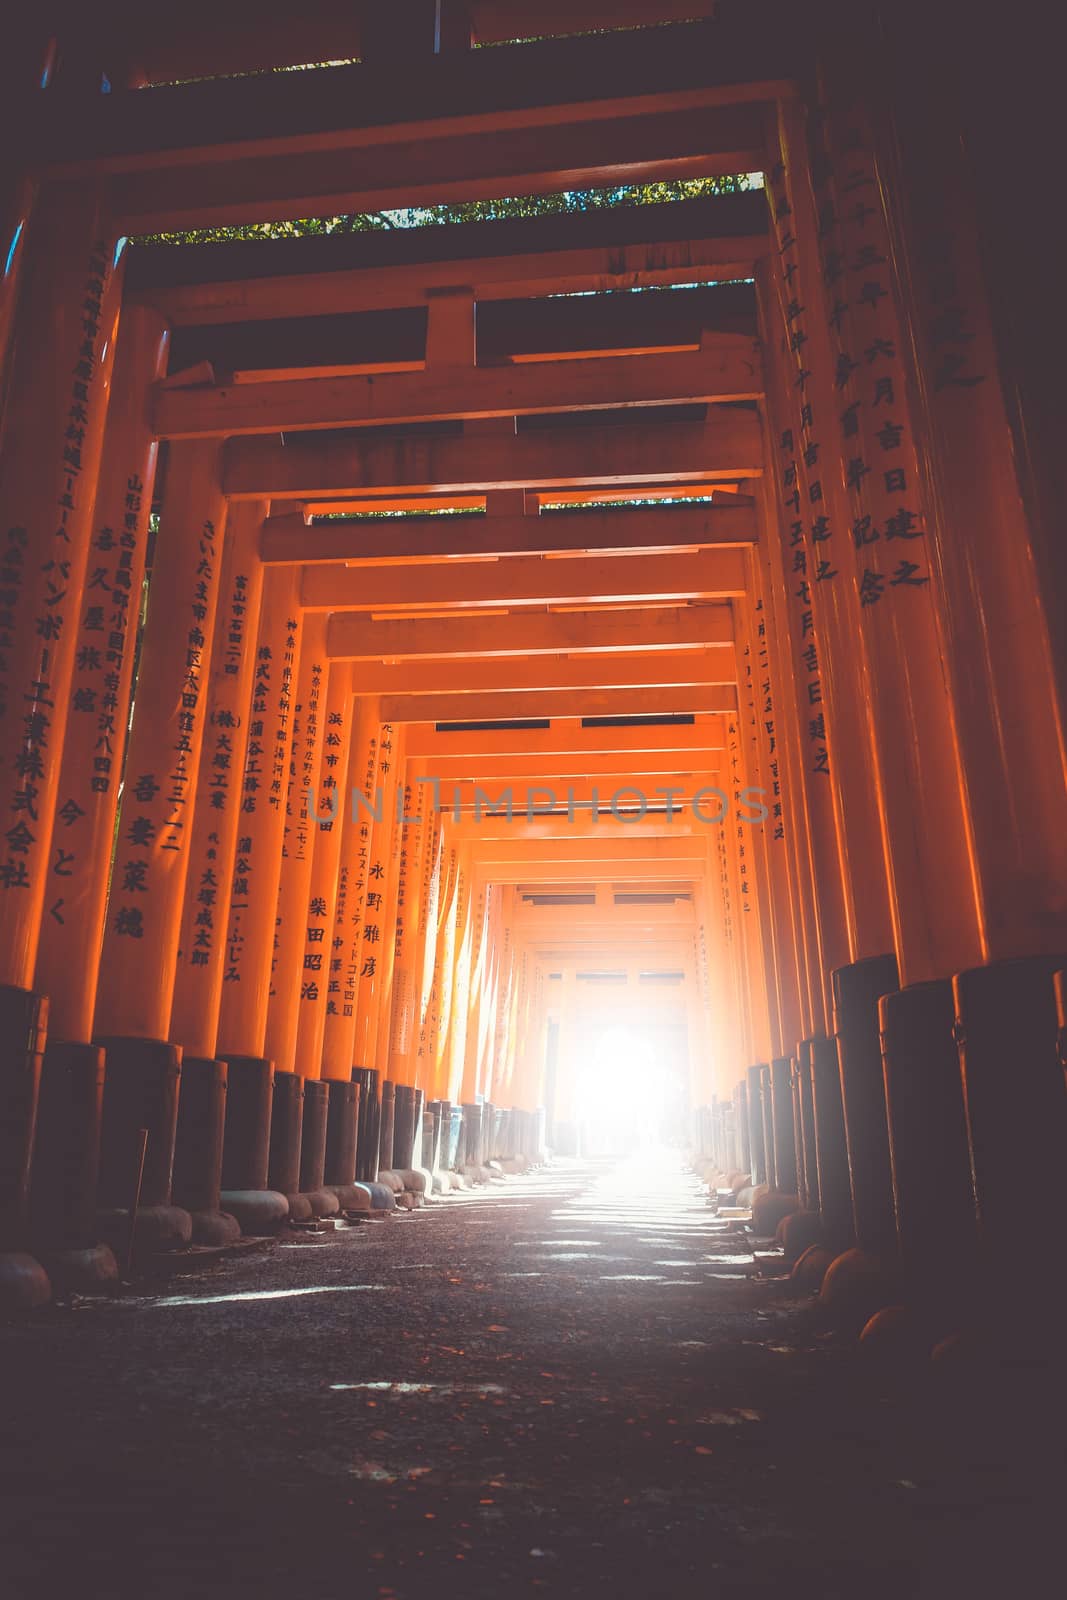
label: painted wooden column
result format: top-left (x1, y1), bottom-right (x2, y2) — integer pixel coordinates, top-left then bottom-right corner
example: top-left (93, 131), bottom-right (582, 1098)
top-left (384, 774), bottom-right (435, 1091)
top-left (164, 501), bottom-right (268, 1240)
top-left (212, 569), bottom-right (302, 1234)
top-left (0, 186), bottom-right (121, 1309)
top-left (89, 442), bottom-right (227, 1249)
top-left (350, 723), bottom-right (403, 1076)
top-left (318, 694), bottom-right (381, 1205)
top-left (320, 695), bottom-right (381, 1082)
top-left (263, 615), bottom-right (328, 1073)
top-left (169, 503), bottom-right (268, 1058)
top-left (862, 44), bottom-right (1067, 1287)
top-left (28, 304), bottom-right (167, 1282)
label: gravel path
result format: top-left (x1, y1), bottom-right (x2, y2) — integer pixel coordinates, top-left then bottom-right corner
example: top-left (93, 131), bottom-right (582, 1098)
top-left (0, 1153), bottom-right (1055, 1598)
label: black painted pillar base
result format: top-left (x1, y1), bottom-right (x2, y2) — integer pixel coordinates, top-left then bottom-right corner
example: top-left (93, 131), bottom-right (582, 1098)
top-left (745, 1063), bottom-right (767, 1187)
top-left (171, 1057), bottom-right (240, 1245)
top-left (462, 1102), bottom-right (485, 1168)
top-left (30, 1040), bottom-right (117, 1288)
top-left (795, 1040), bottom-right (820, 1215)
top-left (352, 1067), bottom-right (381, 1183)
top-left (832, 954), bottom-right (900, 1259)
top-left (392, 1083), bottom-right (417, 1172)
top-left (218, 1055), bottom-right (289, 1234)
top-left (446, 1104), bottom-right (464, 1169)
top-left (770, 1055), bottom-right (798, 1195)
top-left (298, 1079), bottom-right (339, 1216)
top-left (810, 1033), bottom-right (853, 1251)
top-left (0, 985), bottom-right (51, 1308)
top-left (268, 1069), bottom-right (307, 1220)
top-left (954, 955), bottom-right (1067, 1284)
top-left (880, 980), bottom-right (978, 1317)
top-left (758, 1063), bottom-right (775, 1189)
top-left (324, 1076), bottom-right (361, 1204)
top-left (94, 1035), bottom-right (191, 1254)
top-left (735, 1080), bottom-right (751, 1180)
top-left (378, 1080), bottom-right (397, 1174)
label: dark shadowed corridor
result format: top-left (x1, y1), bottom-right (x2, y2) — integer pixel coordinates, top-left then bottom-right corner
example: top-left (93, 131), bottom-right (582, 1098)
top-left (1, 1158), bottom-right (1057, 1599)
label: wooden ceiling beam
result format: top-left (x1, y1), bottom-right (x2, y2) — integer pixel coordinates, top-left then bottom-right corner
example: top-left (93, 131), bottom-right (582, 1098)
top-left (154, 342), bottom-right (759, 439)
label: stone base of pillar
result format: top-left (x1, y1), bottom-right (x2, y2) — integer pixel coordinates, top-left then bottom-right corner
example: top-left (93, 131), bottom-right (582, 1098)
top-left (0, 986), bottom-right (50, 1307)
top-left (809, 1033), bottom-right (853, 1252)
top-left (0, 1251), bottom-right (52, 1311)
top-left (171, 1056), bottom-right (239, 1246)
top-left (94, 1036), bottom-right (190, 1254)
top-left (954, 954), bottom-right (1067, 1282)
top-left (97, 1204), bottom-right (193, 1256)
top-left (30, 1040), bottom-right (105, 1253)
top-left (818, 1246), bottom-right (900, 1337)
top-left (880, 979), bottom-right (978, 1315)
top-left (832, 954), bottom-right (900, 1258)
top-left (41, 1243), bottom-right (119, 1293)
top-left (219, 1189), bottom-right (290, 1234)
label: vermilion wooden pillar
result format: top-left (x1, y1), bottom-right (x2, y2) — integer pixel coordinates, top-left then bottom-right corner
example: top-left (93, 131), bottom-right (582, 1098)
top-left (0, 170), bottom-right (104, 1296)
top-left (92, 442), bottom-right (228, 1253)
top-left (167, 500), bottom-right (268, 1242)
top-left (213, 568), bottom-right (303, 1235)
top-left (30, 304), bottom-right (167, 1282)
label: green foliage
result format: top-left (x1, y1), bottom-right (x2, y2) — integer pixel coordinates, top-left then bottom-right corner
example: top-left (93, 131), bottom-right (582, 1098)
top-left (135, 174), bottom-right (760, 246)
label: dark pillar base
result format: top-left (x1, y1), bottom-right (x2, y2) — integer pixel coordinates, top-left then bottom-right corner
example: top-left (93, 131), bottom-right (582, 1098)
top-left (352, 1067), bottom-right (381, 1183)
top-left (94, 1036), bottom-right (190, 1253)
top-left (795, 1040), bottom-right (820, 1215)
top-left (832, 954), bottom-right (899, 1259)
top-left (392, 1083), bottom-right (417, 1172)
top-left (745, 1063), bottom-right (767, 1187)
top-left (954, 954), bottom-right (1067, 1283)
top-left (218, 1056), bottom-right (287, 1230)
top-left (378, 1080), bottom-right (397, 1175)
top-left (30, 1039), bottom-right (105, 1253)
top-left (324, 1078), bottom-right (360, 1190)
top-left (0, 986), bottom-right (50, 1307)
top-left (880, 979), bottom-right (978, 1314)
top-left (172, 1056), bottom-right (239, 1245)
top-left (461, 1102), bottom-right (485, 1168)
top-left (758, 1063), bottom-right (775, 1193)
top-left (446, 1104), bottom-right (464, 1169)
top-left (297, 1079), bottom-right (339, 1217)
top-left (735, 1080), bottom-right (751, 1181)
top-left (810, 1033), bottom-right (853, 1251)
top-left (268, 1069), bottom-right (304, 1210)
top-left (770, 1055), bottom-right (797, 1194)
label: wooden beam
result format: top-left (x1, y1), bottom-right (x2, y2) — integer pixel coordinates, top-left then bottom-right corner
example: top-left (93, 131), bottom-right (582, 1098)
top-left (328, 602), bottom-right (733, 659)
top-left (405, 718), bottom-right (724, 759)
top-left (224, 416), bottom-right (762, 500)
top-left (473, 837), bottom-right (706, 862)
top-left (379, 685), bottom-right (736, 721)
top-left (423, 754), bottom-right (722, 784)
top-left (356, 649), bottom-right (736, 696)
top-left (266, 504), bottom-right (756, 566)
top-left (441, 774), bottom-right (720, 811)
top-left (301, 549), bottom-right (748, 610)
top-left (153, 343), bottom-right (760, 440)
top-left (39, 22), bottom-right (787, 228)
